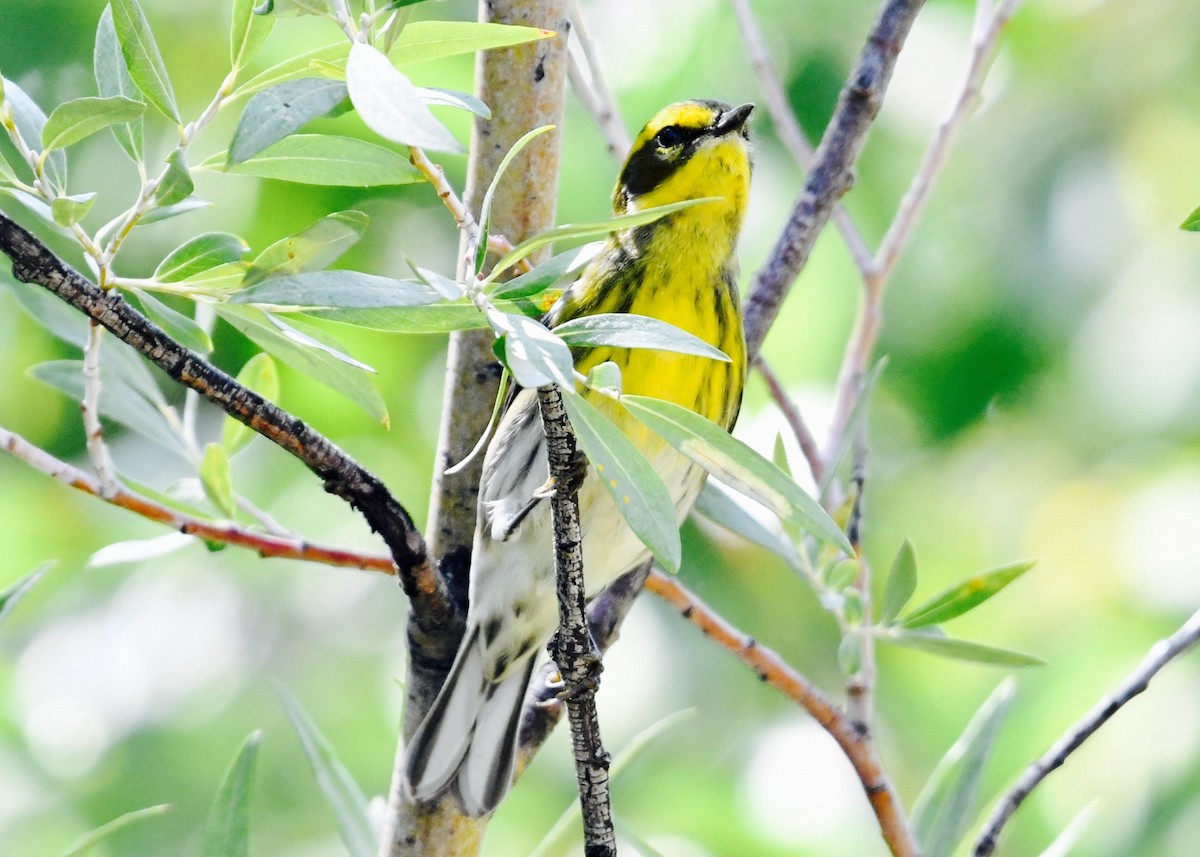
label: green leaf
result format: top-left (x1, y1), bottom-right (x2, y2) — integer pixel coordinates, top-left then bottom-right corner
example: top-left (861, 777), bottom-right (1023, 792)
top-left (138, 197), bottom-right (210, 224)
top-left (477, 124), bottom-right (555, 273)
top-left (231, 42), bottom-right (350, 99)
top-left (417, 86), bottom-right (490, 118)
top-left (554, 313), bottom-right (730, 362)
top-left (229, 78), bottom-right (348, 165)
top-left (200, 730), bottom-right (261, 857)
top-left (131, 289), bottom-right (213, 354)
top-left (490, 310), bottom-right (573, 388)
top-left (561, 392), bottom-right (681, 573)
top-left (200, 442), bottom-right (237, 518)
top-left (59, 804), bottom-right (171, 857)
top-left (1038, 801), bottom-right (1099, 857)
top-left (154, 147), bottom-right (193, 206)
top-left (902, 560), bottom-right (1036, 628)
top-left (487, 198), bottom-right (717, 283)
top-left (42, 95), bottom-right (145, 151)
top-left (51, 192), bottom-right (98, 227)
top-left (277, 685), bottom-right (374, 857)
top-left (217, 305), bottom-right (387, 424)
top-left (880, 539), bottom-right (918, 625)
top-left (154, 232), bottom-right (250, 282)
top-left (838, 632), bottom-right (862, 676)
top-left (232, 270), bottom-right (440, 308)
top-left (0, 187), bottom-right (70, 236)
top-left (0, 152), bottom-right (16, 185)
top-left (0, 562), bottom-right (50, 626)
top-left (213, 134), bottom-right (421, 186)
top-left (389, 20), bottom-right (554, 65)
top-left (28, 359), bottom-right (183, 454)
top-left (692, 481), bottom-right (801, 568)
top-left (1181, 205), bottom-right (1200, 232)
top-left (231, 0), bottom-right (275, 69)
top-left (487, 242), bottom-right (600, 299)
top-left (244, 210), bottom-right (368, 286)
top-left (253, 0), bottom-right (329, 15)
top-left (621, 395), bottom-right (853, 555)
top-left (880, 629), bottom-right (1044, 667)
top-left (110, 0), bottom-right (180, 123)
top-left (94, 6), bottom-right (145, 162)
top-left (345, 42), bottom-right (463, 153)
top-left (222, 353), bottom-right (279, 455)
top-left (3, 77), bottom-right (67, 189)
top-left (912, 679), bottom-right (1016, 857)
top-left (307, 295), bottom-right (551, 333)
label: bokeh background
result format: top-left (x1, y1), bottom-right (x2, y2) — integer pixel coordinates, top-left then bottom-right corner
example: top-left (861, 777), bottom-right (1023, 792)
top-left (2, 0), bottom-right (1200, 855)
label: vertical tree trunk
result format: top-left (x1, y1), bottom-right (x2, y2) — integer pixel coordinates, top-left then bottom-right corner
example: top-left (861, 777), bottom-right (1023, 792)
top-left (378, 2), bottom-right (570, 854)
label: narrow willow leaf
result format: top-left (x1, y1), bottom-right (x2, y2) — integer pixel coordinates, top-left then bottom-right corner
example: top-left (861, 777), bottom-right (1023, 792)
top-left (838, 632), bottom-right (862, 676)
top-left (217, 305), bottom-right (387, 424)
top-left (216, 133), bottom-right (422, 186)
top-left (180, 261), bottom-right (251, 292)
top-left (59, 804), bottom-right (171, 857)
top-left (230, 0), bottom-right (275, 69)
top-left (553, 313), bottom-right (730, 362)
top-left (902, 560), bottom-right (1036, 628)
top-left (0, 562), bottom-right (50, 625)
top-left (0, 187), bottom-right (70, 236)
top-left (388, 20), bottom-right (553, 65)
top-left (477, 124), bottom-right (555, 273)
top-left (345, 42), bottom-right (462, 153)
top-left (51, 193), bottom-right (98, 227)
top-left (417, 86), bottom-right (490, 118)
top-left (154, 232), bottom-right (250, 282)
top-left (154, 147), bottom-right (193, 206)
top-left (561, 393), bottom-right (681, 572)
top-left (229, 78), bottom-right (348, 164)
top-left (231, 270), bottom-right (440, 308)
top-left (243, 210), bottom-right (368, 286)
top-left (90, 532), bottom-right (194, 568)
top-left (1182, 205), bottom-right (1200, 232)
top-left (3, 77), bottom-right (67, 189)
top-left (0, 153), bottom-right (16, 185)
top-left (94, 5), bottom-right (145, 162)
top-left (912, 679), bottom-right (1016, 857)
top-left (138, 197), bottom-right (210, 224)
top-left (880, 629), bottom-right (1044, 667)
top-left (111, 0), bottom-right (180, 122)
top-left (231, 42), bottom-right (350, 100)
top-left (879, 539), bottom-right (918, 625)
top-left (307, 295), bottom-right (553, 333)
top-left (412, 265), bottom-right (462, 299)
top-left (200, 443), bottom-right (237, 518)
top-left (277, 685), bottom-right (374, 857)
top-left (253, 0), bottom-right (328, 15)
top-left (28, 360), bottom-right (182, 453)
top-left (487, 242), bottom-right (600, 299)
top-left (223, 353), bottom-right (279, 455)
top-left (266, 314), bottom-right (374, 372)
top-left (487, 198), bottom-right (716, 282)
top-left (621, 395), bottom-right (853, 555)
top-left (200, 731), bottom-right (261, 857)
top-left (1038, 801), bottom-right (1099, 857)
top-left (489, 310), bottom-right (573, 388)
top-left (692, 481), bottom-right (802, 568)
top-left (42, 96), bottom-right (145, 151)
top-left (772, 432), bottom-right (792, 480)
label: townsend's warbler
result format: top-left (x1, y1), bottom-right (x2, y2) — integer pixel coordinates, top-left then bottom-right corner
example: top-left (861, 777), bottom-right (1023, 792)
top-left (405, 99), bottom-right (754, 815)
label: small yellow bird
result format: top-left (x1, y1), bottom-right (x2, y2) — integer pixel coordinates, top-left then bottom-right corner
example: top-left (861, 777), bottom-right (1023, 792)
top-left (405, 99), bottom-right (754, 815)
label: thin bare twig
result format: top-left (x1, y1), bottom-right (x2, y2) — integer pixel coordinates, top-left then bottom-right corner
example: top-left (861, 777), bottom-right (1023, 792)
top-left (566, 0), bottom-right (630, 161)
top-left (0, 425), bottom-right (397, 574)
top-left (755, 358), bottom-right (824, 485)
top-left (81, 321), bottom-right (119, 496)
top-left (538, 386), bottom-right (615, 856)
top-left (645, 570), bottom-right (918, 857)
top-left (727, 0), bottom-right (875, 277)
top-left (973, 606), bottom-right (1200, 857)
top-left (825, 0), bottom-right (1021, 456)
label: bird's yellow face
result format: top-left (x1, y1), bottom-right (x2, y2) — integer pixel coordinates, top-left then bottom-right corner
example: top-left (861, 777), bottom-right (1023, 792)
top-left (613, 100), bottom-right (753, 222)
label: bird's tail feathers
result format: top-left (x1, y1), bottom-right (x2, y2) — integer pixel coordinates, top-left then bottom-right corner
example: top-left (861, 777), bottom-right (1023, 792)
top-left (404, 627), bottom-right (536, 817)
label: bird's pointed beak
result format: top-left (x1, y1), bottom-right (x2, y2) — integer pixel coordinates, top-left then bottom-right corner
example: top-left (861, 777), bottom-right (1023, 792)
top-left (715, 103), bottom-right (754, 136)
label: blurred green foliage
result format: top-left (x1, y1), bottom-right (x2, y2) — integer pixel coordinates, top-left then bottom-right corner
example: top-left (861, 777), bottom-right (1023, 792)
top-left (2, 0), bottom-right (1200, 855)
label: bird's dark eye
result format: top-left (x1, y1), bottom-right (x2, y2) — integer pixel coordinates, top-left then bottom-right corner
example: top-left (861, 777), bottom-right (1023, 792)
top-left (656, 126), bottom-right (684, 148)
